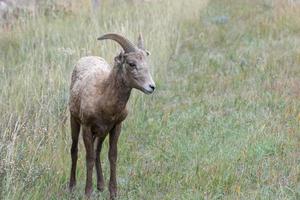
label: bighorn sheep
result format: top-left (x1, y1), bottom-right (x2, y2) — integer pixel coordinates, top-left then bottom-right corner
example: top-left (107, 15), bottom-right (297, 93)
top-left (68, 33), bottom-right (155, 199)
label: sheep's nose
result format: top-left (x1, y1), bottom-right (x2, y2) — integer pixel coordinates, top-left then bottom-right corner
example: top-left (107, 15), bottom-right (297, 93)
top-left (149, 84), bottom-right (156, 91)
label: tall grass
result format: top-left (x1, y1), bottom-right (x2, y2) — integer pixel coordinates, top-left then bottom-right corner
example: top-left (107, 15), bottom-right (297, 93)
top-left (0, 0), bottom-right (209, 199)
top-left (1, 0), bottom-right (300, 199)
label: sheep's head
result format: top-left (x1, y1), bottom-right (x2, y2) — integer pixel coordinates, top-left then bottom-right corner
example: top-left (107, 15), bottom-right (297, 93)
top-left (98, 33), bottom-right (156, 94)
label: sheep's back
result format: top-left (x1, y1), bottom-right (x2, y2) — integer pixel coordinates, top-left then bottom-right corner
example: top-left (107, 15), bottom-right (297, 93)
top-left (69, 56), bottom-right (111, 118)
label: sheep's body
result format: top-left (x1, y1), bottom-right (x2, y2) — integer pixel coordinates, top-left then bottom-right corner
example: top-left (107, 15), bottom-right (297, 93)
top-left (69, 56), bottom-right (110, 119)
top-left (69, 56), bottom-right (129, 136)
top-left (68, 33), bottom-right (155, 199)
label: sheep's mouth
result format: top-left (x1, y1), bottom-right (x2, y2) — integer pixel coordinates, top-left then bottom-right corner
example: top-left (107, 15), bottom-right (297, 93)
top-left (141, 87), bottom-right (154, 94)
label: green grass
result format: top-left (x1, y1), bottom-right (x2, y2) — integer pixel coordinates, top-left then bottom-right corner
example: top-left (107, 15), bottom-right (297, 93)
top-left (1, 0), bottom-right (300, 199)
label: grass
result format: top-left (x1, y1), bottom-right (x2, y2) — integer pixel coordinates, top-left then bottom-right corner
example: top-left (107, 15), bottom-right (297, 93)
top-left (1, 0), bottom-right (300, 199)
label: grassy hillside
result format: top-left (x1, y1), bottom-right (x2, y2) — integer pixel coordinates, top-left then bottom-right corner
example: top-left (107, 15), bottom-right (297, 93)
top-left (1, 0), bottom-right (299, 199)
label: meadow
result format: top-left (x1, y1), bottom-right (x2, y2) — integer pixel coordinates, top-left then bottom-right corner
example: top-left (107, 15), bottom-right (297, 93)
top-left (0, 0), bottom-right (300, 199)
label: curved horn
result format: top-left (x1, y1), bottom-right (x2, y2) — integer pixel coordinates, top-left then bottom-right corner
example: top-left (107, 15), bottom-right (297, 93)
top-left (137, 33), bottom-right (144, 49)
top-left (97, 33), bottom-right (137, 53)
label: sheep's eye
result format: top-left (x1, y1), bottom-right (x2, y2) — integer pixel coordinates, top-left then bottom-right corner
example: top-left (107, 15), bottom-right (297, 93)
top-left (128, 62), bottom-right (136, 68)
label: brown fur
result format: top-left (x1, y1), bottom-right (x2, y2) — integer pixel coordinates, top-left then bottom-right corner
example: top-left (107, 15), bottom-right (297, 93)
top-left (68, 34), bottom-right (155, 199)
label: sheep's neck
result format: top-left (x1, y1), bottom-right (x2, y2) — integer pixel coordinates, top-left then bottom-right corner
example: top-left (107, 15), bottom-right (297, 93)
top-left (103, 65), bottom-right (131, 113)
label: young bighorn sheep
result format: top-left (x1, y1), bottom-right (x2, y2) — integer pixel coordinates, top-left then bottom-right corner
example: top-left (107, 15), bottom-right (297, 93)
top-left (68, 33), bottom-right (155, 199)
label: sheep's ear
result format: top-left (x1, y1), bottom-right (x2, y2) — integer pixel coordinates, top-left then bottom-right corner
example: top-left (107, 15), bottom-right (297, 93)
top-left (138, 33), bottom-right (150, 56)
top-left (114, 51), bottom-right (125, 64)
top-left (137, 33), bottom-right (145, 50)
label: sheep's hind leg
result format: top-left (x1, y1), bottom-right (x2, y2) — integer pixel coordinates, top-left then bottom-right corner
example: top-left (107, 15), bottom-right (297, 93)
top-left (95, 136), bottom-right (105, 191)
top-left (69, 115), bottom-right (80, 191)
top-left (108, 123), bottom-right (122, 199)
top-left (82, 125), bottom-right (95, 197)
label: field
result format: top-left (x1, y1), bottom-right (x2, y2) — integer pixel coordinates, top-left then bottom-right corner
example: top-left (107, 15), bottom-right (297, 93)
top-left (1, 0), bottom-right (300, 199)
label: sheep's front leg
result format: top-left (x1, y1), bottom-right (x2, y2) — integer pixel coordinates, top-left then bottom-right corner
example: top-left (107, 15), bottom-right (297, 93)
top-left (95, 137), bottom-right (105, 191)
top-left (82, 125), bottom-right (95, 197)
top-left (108, 123), bottom-right (122, 199)
top-left (69, 115), bottom-right (80, 191)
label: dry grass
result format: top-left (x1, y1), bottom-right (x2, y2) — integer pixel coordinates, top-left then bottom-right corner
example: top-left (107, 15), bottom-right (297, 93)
top-left (1, 0), bottom-right (300, 199)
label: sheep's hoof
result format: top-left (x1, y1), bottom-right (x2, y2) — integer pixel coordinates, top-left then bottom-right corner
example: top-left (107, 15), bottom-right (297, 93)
top-left (85, 187), bottom-right (93, 199)
top-left (97, 182), bottom-right (105, 192)
top-left (110, 193), bottom-right (117, 200)
top-left (69, 182), bottom-right (76, 192)
top-left (109, 186), bottom-right (117, 200)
